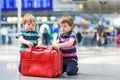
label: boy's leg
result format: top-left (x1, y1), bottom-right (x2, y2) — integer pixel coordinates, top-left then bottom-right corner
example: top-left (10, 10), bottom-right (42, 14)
top-left (18, 63), bottom-right (21, 73)
top-left (65, 60), bottom-right (78, 75)
top-left (62, 64), bottom-right (66, 74)
top-left (18, 53), bottom-right (21, 73)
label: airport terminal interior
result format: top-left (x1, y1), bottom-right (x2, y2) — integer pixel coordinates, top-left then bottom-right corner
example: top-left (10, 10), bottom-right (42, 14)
top-left (1, 0), bottom-right (120, 80)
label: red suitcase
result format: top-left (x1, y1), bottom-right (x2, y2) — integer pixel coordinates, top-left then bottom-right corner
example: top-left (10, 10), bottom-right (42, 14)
top-left (20, 46), bottom-right (63, 78)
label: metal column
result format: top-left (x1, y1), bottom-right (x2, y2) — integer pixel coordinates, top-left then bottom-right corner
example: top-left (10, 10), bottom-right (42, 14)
top-left (17, 0), bottom-right (21, 32)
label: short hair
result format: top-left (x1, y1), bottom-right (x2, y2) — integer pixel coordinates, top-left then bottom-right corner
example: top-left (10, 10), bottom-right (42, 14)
top-left (59, 15), bottom-right (74, 28)
top-left (22, 13), bottom-right (36, 25)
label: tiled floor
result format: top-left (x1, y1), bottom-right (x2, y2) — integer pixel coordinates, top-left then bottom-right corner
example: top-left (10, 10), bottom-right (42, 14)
top-left (0, 44), bottom-right (120, 80)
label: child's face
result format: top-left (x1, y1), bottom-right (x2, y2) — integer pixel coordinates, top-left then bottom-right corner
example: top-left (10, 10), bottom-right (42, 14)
top-left (23, 22), bottom-right (36, 31)
top-left (60, 23), bottom-right (72, 34)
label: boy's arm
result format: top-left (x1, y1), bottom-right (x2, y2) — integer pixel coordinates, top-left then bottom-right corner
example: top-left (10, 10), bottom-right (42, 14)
top-left (18, 36), bottom-right (33, 48)
top-left (52, 39), bottom-right (60, 45)
top-left (53, 38), bottom-right (74, 49)
top-left (37, 38), bottom-right (42, 46)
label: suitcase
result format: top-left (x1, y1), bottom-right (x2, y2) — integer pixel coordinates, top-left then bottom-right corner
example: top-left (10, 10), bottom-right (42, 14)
top-left (20, 46), bottom-right (63, 78)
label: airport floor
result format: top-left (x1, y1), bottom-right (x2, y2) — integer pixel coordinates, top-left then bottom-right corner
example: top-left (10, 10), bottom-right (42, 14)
top-left (0, 44), bottom-right (120, 80)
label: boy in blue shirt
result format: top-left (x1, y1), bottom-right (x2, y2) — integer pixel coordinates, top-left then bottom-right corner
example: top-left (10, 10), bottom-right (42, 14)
top-left (16, 13), bottom-right (42, 72)
top-left (16, 13), bottom-right (42, 52)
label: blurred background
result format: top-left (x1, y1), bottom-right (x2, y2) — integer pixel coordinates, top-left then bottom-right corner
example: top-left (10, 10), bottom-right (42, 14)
top-left (0, 0), bottom-right (120, 46)
top-left (1, 1), bottom-right (120, 80)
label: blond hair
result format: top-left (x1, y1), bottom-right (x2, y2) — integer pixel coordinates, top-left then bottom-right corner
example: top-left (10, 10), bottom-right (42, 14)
top-left (22, 13), bottom-right (36, 25)
top-left (59, 15), bottom-right (74, 28)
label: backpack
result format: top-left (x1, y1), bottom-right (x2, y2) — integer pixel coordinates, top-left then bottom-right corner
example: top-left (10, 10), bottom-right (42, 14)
top-left (43, 27), bottom-right (48, 33)
top-left (76, 32), bottom-right (82, 43)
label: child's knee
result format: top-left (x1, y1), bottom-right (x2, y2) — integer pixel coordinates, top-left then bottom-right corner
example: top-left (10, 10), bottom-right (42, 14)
top-left (66, 70), bottom-right (77, 75)
top-left (66, 70), bottom-right (74, 75)
top-left (66, 67), bottom-right (78, 75)
top-left (18, 64), bottom-right (21, 73)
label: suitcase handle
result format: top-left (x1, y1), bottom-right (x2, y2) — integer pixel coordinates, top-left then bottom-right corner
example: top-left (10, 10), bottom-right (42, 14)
top-left (31, 46), bottom-right (53, 51)
top-left (31, 46), bottom-right (47, 51)
top-left (34, 46), bottom-right (47, 49)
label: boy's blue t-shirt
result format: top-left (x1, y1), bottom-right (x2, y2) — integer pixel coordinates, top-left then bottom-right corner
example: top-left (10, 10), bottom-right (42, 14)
top-left (16, 30), bottom-right (40, 52)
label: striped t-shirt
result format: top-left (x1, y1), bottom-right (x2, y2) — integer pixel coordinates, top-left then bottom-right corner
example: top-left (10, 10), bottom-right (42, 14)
top-left (58, 30), bottom-right (78, 61)
top-left (16, 30), bottom-right (40, 52)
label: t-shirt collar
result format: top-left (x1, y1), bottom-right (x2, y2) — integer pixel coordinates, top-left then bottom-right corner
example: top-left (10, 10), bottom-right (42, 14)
top-left (61, 30), bottom-right (72, 38)
top-left (22, 28), bottom-right (35, 33)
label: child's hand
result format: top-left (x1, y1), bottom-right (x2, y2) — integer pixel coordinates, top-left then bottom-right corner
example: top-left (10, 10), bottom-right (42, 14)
top-left (52, 44), bottom-right (60, 49)
top-left (36, 44), bottom-right (42, 47)
top-left (27, 42), bottom-right (34, 48)
top-left (36, 45), bottom-right (40, 47)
